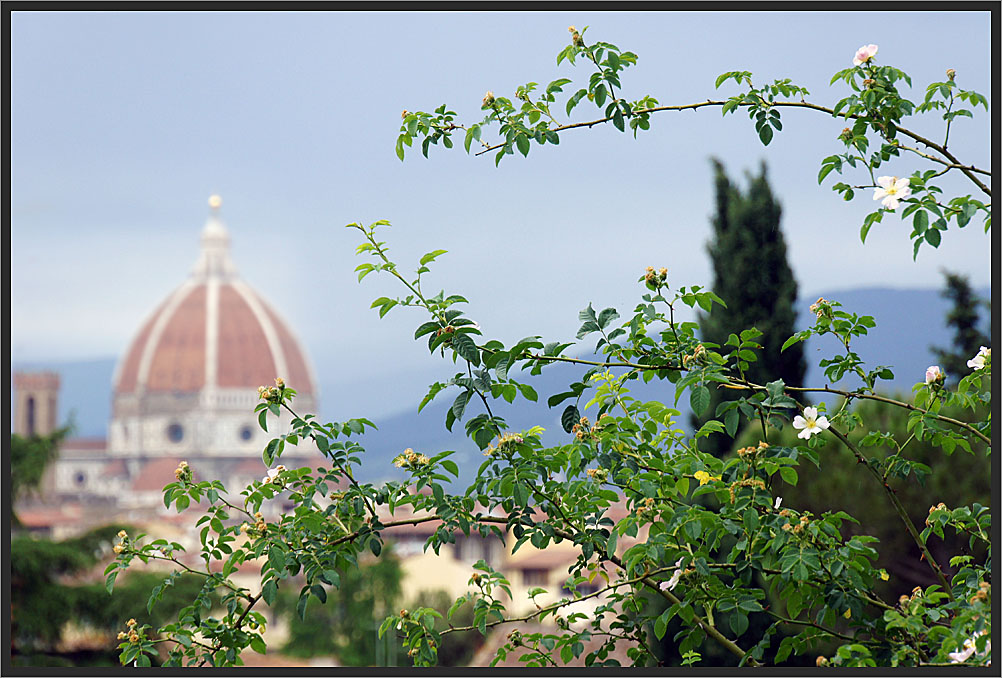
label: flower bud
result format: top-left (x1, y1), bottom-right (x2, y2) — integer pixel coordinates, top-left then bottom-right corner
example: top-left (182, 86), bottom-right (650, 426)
top-left (482, 91), bottom-right (495, 108)
top-left (862, 78), bottom-right (876, 89)
top-left (117, 530), bottom-right (128, 539)
top-left (839, 127), bottom-right (853, 143)
top-left (274, 377), bottom-right (285, 388)
top-left (925, 365), bottom-right (945, 386)
top-left (946, 68), bottom-right (956, 81)
top-left (809, 297), bottom-right (829, 318)
top-left (127, 618), bottom-right (137, 627)
top-left (816, 656), bottom-right (828, 667)
top-left (401, 109), bottom-right (409, 119)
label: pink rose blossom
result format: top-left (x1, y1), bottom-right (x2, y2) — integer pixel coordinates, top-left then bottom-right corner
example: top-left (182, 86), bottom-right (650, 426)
top-left (853, 44), bottom-right (878, 66)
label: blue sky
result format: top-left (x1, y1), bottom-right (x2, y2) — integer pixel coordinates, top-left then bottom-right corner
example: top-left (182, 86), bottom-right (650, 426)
top-left (10, 10), bottom-right (993, 420)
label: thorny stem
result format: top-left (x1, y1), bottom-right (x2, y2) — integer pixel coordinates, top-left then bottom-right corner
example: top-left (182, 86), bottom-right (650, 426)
top-left (766, 611), bottom-right (856, 642)
top-left (518, 349), bottom-right (988, 444)
top-left (722, 381), bottom-right (991, 446)
top-left (280, 401), bottom-right (377, 519)
top-left (822, 420), bottom-right (955, 600)
top-left (440, 565), bottom-right (675, 636)
top-left (470, 99), bottom-right (991, 196)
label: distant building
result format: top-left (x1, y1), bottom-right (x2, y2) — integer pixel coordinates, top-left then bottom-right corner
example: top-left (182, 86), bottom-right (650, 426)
top-left (13, 196), bottom-right (322, 535)
top-left (11, 371), bottom-right (60, 437)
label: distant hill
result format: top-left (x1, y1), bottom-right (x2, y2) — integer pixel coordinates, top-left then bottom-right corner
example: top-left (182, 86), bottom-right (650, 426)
top-left (344, 285), bottom-right (992, 486)
top-left (11, 286), bottom-right (990, 484)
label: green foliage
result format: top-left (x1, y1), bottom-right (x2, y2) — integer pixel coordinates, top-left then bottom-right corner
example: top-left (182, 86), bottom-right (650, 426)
top-left (407, 590), bottom-right (480, 667)
top-left (694, 161), bottom-right (806, 455)
top-left (112, 27), bottom-right (992, 670)
top-left (10, 428), bottom-right (68, 525)
top-left (11, 523), bottom-right (205, 666)
top-left (734, 396), bottom-right (989, 595)
top-left (277, 556), bottom-right (402, 665)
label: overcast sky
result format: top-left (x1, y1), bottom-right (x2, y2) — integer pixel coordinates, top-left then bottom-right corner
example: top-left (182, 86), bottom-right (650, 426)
top-left (10, 10), bottom-right (993, 420)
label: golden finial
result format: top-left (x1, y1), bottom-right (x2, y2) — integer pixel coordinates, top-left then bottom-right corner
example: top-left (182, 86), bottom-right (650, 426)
top-left (208, 194), bottom-right (223, 211)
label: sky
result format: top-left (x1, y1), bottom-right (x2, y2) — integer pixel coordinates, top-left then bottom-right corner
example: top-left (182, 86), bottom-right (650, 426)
top-left (9, 10), bottom-right (994, 421)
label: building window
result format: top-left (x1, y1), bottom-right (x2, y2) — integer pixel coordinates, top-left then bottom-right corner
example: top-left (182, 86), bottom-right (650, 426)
top-left (75, 472), bottom-right (86, 486)
top-left (167, 423), bottom-right (184, 443)
top-left (26, 397), bottom-right (36, 436)
top-left (522, 568), bottom-right (549, 587)
top-left (239, 425), bottom-right (254, 442)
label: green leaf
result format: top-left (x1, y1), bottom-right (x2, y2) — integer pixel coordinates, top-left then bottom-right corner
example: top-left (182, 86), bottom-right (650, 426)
top-left (262, 579), bottom-right (278, 606)
top-left (268, 546), bottom-right (287, 573)
top-left (613, 108), bottom-right (625, 132)
top-left (250, 635), bottom-right (267, 654)
top-left (724, 408), bottom-right (739, 437)
top-left (606, 531), bottom-right (618, 558)
top-left (452, 332), bottom-right (480, 365)
top-left (690, 386), bottom-right (711, 416)
top-left (451, 390), bottom-right (471, 420)
top-left (729, 612), bottom-right (749, 637)
top-left (515, 134), bottom-right (530, 157)
top-left (597, 307), bottom-right (620, 329)
top-left (779, 467), bottom-right (799, 486)
top-left (419, 249), bottom-right (448, 266)
top-left (925, 228), bottom-right (941, 247)
top-left (516, 383), bottom-right (538, 402)
top-left (561, 405), bottom-right (581, 433)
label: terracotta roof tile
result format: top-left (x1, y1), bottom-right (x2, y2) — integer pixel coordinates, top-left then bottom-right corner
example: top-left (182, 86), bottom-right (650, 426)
top-left (131, 457), bottom-right (185, 492)
top-left (217, 284), bottom-right (277, 389)
top-left (146, 286), bottom-right (207, 392)
top-left (115, 299), bottom-right (166, 393)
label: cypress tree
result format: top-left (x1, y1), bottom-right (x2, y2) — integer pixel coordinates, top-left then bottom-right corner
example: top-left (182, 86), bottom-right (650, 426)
top-left (931, 270), bottom-right (991, 384)
top-left (694, 159), bottom-right (806, 455)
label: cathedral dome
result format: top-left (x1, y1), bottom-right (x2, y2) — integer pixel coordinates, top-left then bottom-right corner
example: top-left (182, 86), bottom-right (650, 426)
top-left (114, 199), bottom-right (315, 398)
top-left (108, 197), bottom-right (317, 457)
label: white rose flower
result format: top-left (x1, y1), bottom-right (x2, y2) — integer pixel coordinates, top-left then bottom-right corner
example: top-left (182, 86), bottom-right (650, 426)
top-left (792, 407), bottom-right (830, 440)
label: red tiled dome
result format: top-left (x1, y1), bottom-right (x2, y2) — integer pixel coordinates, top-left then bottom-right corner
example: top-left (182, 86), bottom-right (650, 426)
top-left (113, 204), bottom-right (315, 398)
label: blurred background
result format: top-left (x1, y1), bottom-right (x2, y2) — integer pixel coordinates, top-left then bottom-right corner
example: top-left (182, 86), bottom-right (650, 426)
top-left (9, 9), bottom-right (992, 667)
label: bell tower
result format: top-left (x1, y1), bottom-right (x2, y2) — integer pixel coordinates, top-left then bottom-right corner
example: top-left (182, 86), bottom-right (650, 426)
top-left (12, 371), bottom-right (61, 437)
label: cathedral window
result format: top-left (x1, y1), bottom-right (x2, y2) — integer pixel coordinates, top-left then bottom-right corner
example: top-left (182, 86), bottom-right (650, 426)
top-left (167, 423), bottom-right (184, 443)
